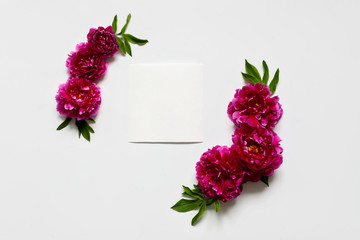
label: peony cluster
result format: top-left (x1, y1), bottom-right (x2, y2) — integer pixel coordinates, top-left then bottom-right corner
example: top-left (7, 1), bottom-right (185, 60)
top-left (196, 83), bottom-right (283, 202)
top-left (56, 26), bottom-right (118, 120)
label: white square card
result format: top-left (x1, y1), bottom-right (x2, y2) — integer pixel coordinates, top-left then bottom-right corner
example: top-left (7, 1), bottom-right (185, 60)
top-left (128, 63), bottom-right (204, 143)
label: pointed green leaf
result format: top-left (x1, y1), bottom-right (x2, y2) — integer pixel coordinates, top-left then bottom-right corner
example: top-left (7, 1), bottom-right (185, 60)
top-left (245, 60), bottom-right (261, 82)
top-left (112, 15), bottom-right (118, 33)
top-left (56, 117), bottom-right (72, 130)
top-left (87, 125), bottom-right (94, 134)
top-left (269, 69), bottom-right (280, 94)
top-left (83, 120), bottom-right (95, 133)
top-left (87, 118), bottom-right (96, 123)
top-left (191, 201), bottom-right (206, 226)
top-left (260, 175), bottom-right (269, 187)
top-left (116, 36), bottom-right (126, 55)
top-left (123, 37), bottom-right (132, 56)
top-left (75, 120), bottom-right (82, 138)
top-left (123, 34), bottom-right (148, 45)
top-left (262, 60), bottom-right (269, 85)
top-left (214, 200), bottom-right (220, 212)
top-left (191, 185), bottom-right (205, 197)
top-left (76, 120), bottom-right (91, 141)
top-left (182, 186), bottom-right (203, 199)
top-left (171, 199), bottom-right (202, 212)
top-left (241, 72), bottom-right (260, 84)
top-left (120, 13), bottom-right (131, 35)
top-left (81, 127), bottom-right (90, 142)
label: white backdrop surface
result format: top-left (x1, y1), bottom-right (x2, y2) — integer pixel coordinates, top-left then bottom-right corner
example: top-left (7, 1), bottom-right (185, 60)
top-left (0, 0), bottom-right (359, 239)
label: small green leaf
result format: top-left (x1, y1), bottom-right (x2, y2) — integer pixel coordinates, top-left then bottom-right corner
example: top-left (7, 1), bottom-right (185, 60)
top-left (214, 200), bottom-right (220, 212)
top-left (191, 201), bottom-right (206, 226)
top-left (171, 199), bottom-right (202, 212)
top-left (81, 127), bottom-right (90, 142)
top-left (75, 120), bottom-right (91, 142)
top-left (123, 37), bottom-right (132, 56)
top-left (120, 13), bottom-right (131, 35)
top-left (182, 186), bottom-right (203, 199)
top-left (83, 120), bottom-right (95, 133)
top-left (245, 60), bottom-right (261, 82)
top-left (261, 175), bottom-right (269, 187)
top-left (123, 34), bottom-right (148, 45)
top-left (87, 118), bottom-right (96, 123)
top-left (56, 117), bottom-right (72, 130)
top-left (191, 184), bottom-right (205, 197)
top-left (262, 60), bottom-right (269, 85)
top-left (112, 15), bottom-right (118, 33)
top-left (116, 36), bottom-right (126, 55)
top-left (241, 72), bottom-right (260, 84)
top-left (75, 120), bottom-right (83, 138)
top-left (269, 68), bottom-right (280, 94)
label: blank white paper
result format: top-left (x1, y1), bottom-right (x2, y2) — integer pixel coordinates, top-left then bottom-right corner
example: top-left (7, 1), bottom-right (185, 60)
top-left (128, 63), bottom-right (204, 143)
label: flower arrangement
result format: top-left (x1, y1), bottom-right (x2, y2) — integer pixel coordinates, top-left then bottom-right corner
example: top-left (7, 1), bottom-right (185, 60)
top-left (56, 14), bottom-right (148, 141)
top-left (172, 60), bottom-right (283, 225)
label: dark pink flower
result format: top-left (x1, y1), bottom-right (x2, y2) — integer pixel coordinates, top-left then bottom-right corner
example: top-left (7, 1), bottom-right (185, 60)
top-left (231, 124), bottom-right (283, 182)
top-left (196, 146), bottom-right (244, 202)
top-left (56, 77), bottom-right (101, 120)
top-left (227, 83), bottom-right (283, 129)
top-left (87, 26), bottom-right (118, 57)
top-left (66, 43), bottom-right (107, 82)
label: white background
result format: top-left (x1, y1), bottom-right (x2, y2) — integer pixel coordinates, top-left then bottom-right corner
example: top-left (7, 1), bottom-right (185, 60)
top-left (0, 0), bottom-right (359, 239)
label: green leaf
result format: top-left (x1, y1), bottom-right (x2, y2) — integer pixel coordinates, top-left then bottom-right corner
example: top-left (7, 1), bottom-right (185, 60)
top-left (123, 34), bottom-right (148, 45)
top-left (75, 119), bottom-right (81, 137)
top-left (191, 201), bottom-right (206, 226)
top-left (269, 68), bottom-right (280, 94)
top-left (120, 13), bottom-right (131, 35)
top-left (245, 60), bottom-right (261, 82)
top-left (87, 118), bottom-right (96, 123)
top-left (182, 186), bottom-right (203, 200)
top-left (56, 117), bottom-right (72, 130)
top-left (262, 60), bottom-right (269, 85)
top-left (81, 127), bottom-right (90, 142)
top-left (191, 184), bottom-right (205, 197)
top-left (241, 72), bottom-right (260, 84)
top-left (214, 200), bottom-right (220, 212)
top-left (75, 120), bottom-right (91, 142)
top-left (83, 120), bottom-right (95, 133)
top-left (260, 175), bottom-right (269, 187)
top-left (112, 15), bottom-right (118, 33)
top-left (116, 36), bottom-right (126, 55)
top-left (123, 37), bottom-right (132, 56)
top-left (171, 199), bottom-right (202, 212)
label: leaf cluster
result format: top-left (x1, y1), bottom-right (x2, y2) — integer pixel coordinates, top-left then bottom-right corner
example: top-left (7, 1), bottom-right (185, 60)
top-left (241, 60), bottom-right (280, 94)
top-left (56, 117), bottom-right (95, 142)
top-left (171, 185), bottom-right (220, 226)
top-left (112, 14), bottom-right (148, 57)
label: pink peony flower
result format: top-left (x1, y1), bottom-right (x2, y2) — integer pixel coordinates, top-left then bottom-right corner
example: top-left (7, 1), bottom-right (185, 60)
top-left (196, 146), bottom-right (244, 202)
top-left (231, 124), bottom-right (283, 182)
top-left (227, 83), bottom-right (283, 129)
top-left (87, 26), bottom-right (119, 57)
top-left (66, 43), bottom-right (107, 82)
top-left (56, 77), bottom-right (101, 120)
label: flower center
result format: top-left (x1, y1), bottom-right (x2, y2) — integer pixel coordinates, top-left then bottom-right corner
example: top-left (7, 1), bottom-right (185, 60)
top-left (248, 145), bottom-right (259, 153)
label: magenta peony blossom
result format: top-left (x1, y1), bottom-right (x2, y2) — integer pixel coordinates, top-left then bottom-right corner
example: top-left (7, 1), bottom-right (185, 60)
top-left (231, 124), bottom-right (283, 182)
top-left (56, 77), bottom-right (101, 120)
top-left (66, 43), bottom-right (107, 82)
top-left (227, 83), bottom-right (283, 129)
top-left (87, 26), bottom-right (118, 57)
top-left (196, 146), bottom-right (244, 202)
